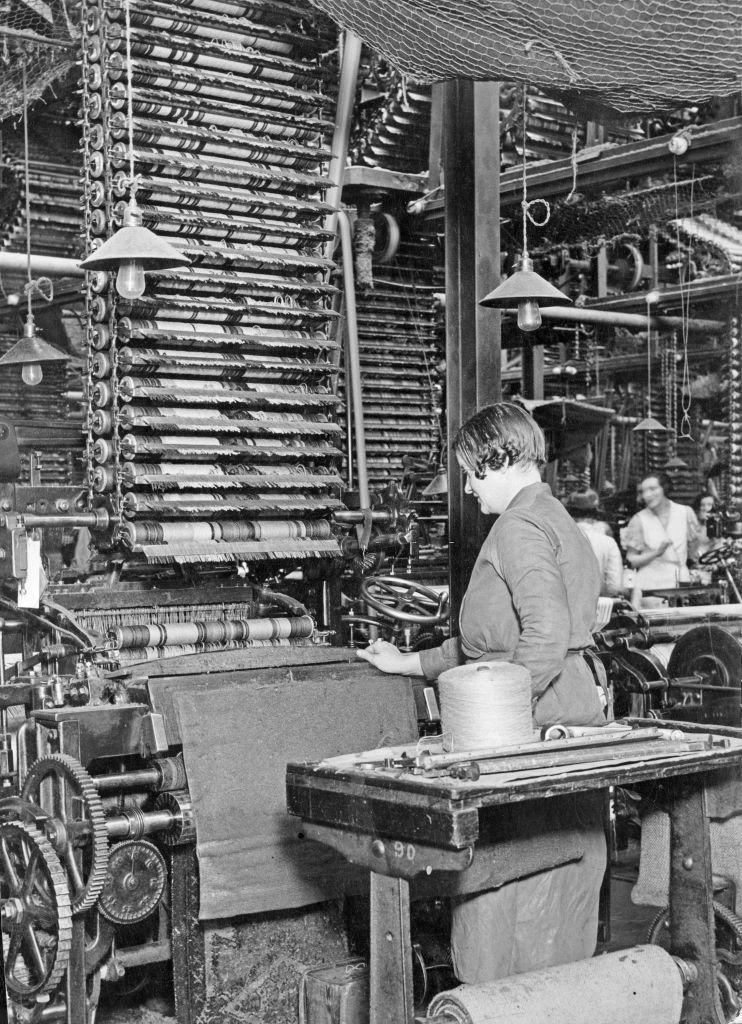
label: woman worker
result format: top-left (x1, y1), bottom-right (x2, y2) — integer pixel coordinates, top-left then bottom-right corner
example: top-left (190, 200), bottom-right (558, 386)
top-left (358, 402), bottom-right (606, 983)
top-left (622, 472), bottom-right (700, 593)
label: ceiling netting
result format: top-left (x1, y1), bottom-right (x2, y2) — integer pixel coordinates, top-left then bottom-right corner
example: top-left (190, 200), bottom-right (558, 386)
top-left (0, 0), bottom-right (80, 120)
top-left (309, 0), bottom-right (742, 116)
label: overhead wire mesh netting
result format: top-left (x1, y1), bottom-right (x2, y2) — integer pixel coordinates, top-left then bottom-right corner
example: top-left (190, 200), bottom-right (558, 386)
top-left (307, 0), bottom-right (742, 117)
top-left (0, 0), bottom-right (80, 120)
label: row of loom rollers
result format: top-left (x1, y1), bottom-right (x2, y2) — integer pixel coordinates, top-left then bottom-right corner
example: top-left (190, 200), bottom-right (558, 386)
top-left (83, 0), bottom-right (445, 563)
top-left (83, 0), bottom-right (344, 562)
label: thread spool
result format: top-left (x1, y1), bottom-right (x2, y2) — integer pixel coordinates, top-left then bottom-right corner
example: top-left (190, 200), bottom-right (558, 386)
top-left (437, 662), bottom-right (533, 751)
top-left (427, 944), bottom-right (683, 1024)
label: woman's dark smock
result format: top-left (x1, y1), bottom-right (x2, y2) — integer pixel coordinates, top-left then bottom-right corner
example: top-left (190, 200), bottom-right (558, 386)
top-left (419, 481), bottom-right (605, 727)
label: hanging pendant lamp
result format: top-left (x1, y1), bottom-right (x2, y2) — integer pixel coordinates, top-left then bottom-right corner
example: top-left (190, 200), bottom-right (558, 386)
top-left (79, 196), bottom-right (190, 299)
top-left (634, 290), bottom-right (667, 432)
top-left (479, 84), bottom-right (571, 332)
top-left (0, 65), bottom-right (70, 387)
top-left (77, 0), bottom-right (188, 298)
top-left (0, 315), bottom-right (70, 387)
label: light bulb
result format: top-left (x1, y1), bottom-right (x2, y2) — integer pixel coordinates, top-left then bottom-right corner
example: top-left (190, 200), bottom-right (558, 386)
top-left (115, 259), bottom-right (146, 299)
top-left (21, 362), bottom-right (43, 386)
top-left (517, 300), bottom-right (542, 332)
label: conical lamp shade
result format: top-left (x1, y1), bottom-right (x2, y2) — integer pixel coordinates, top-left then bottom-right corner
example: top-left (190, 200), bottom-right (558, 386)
top-left (79, 224), bottom-right (190, 271)
top-left (422, 467), bottom-right (448, 496)
top-left (633, 416), bottom-right (667, 432)
top-left (79, 199), bottom-right (189, 272)
top-left (664, 455), bottom-right (688, 468)
top-left (480, 255), bottom-right (571, 308)
top-left (0, 323), bottom-right (70, 368)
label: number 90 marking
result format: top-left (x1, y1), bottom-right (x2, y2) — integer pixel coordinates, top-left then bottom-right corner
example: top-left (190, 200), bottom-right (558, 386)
top-left (392, 841), bottom-right (416, 861)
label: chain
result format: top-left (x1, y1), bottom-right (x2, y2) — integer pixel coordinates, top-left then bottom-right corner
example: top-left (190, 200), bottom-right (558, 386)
top-left (81, 0), bottom-right (96, 508)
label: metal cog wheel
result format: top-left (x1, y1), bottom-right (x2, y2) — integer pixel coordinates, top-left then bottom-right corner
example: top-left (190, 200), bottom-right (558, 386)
top-left (0, 820), bottom-right (73, 1004)
top-left (99, 839), bottom-right (167, 925)
top-left (21, 754), bottom-right (109, 914)
top-left (153, 790), bottom-right (195, 846)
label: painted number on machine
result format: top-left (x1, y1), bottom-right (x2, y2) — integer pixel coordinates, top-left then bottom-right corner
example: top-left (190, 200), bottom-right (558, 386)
top-left (392, 841), bottom-right (416, 861)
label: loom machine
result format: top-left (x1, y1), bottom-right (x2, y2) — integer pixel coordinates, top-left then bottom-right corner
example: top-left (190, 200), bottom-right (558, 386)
top-left (0, 2), bottom-right (450, 1022)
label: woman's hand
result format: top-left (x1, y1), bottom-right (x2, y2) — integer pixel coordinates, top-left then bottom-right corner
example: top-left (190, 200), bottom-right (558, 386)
top-left (655, 539), bottom-right (673, 556)
top-left (357, 639), bottom-right (423, 676)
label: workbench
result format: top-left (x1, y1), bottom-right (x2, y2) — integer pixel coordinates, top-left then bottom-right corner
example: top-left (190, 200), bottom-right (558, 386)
top-left (286, 721), bottom-right (742, 1024)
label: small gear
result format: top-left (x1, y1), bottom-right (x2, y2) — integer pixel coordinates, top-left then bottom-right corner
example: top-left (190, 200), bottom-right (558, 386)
top-left (0, 820), bottom-right (72, 1003)
top-left (99, 840), bottom-right (167, 925)
top-left (22, 754), bottom-right (109, 913)
top-left (153, 790), bottom-right (195, 846)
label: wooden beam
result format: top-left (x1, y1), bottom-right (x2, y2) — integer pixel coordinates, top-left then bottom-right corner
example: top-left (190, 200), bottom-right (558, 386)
top-left (444, 79), bottom-right (501, 617)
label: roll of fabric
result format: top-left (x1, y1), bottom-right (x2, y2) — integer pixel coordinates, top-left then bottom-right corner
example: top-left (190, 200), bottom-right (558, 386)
top-left (437, 662), bottom-right (533, 751)
top-left (427, 945), bottom-right (683, 1024)
top-left (111, 613), bottom-right (314, 649)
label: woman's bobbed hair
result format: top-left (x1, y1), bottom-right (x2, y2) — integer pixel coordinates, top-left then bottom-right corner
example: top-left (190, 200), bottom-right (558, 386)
top-left (639, 471), bottom-right (673, 498)
top-left (453, 402), bottom-right (546, 479)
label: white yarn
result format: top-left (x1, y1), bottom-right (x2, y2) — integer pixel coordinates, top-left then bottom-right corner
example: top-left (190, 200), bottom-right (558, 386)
top-left (437, 662), bottom-right (533, 751)
top-left (650, 643), bottom-right (674, 670)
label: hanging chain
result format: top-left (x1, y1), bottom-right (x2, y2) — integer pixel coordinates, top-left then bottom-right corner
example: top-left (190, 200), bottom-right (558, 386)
top-left (81, 0), bottom-right (96, 507)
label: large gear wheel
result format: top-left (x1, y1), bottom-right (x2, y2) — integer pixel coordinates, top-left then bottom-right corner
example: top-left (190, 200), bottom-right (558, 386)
top-left (0, 820), bottom-right (72, 1004)
top-left (21, 754), bottom-right (109, 914)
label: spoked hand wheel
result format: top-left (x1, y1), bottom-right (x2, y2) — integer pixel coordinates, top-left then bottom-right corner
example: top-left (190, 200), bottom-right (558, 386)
top-left (360, 576), bottom-right (449, 625)
top-left (0, 820), bottom-right (72, 1004)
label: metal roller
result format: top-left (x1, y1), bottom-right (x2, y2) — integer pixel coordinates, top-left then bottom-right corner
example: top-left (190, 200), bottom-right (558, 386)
top-left (83, 0), bottom-right (343, 565)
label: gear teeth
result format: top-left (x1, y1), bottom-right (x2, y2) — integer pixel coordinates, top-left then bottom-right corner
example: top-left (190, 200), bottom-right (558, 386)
top-left (21, 753), bottom-right (109, 914)
top-left (0, 820), bottom-right (72, 1003)
top-left (153, 789), bottom-right (195, 846)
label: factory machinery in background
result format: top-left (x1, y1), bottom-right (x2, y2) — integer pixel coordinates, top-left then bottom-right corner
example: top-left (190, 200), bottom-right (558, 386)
top-left (0, 1), bottom-right (452, 1021)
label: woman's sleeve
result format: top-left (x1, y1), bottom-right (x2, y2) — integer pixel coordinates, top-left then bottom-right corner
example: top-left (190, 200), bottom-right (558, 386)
top-left (496, 518), bottom-right (571, 699)
top-left (604, 537), bottom-right (625, 595)
top-left (418, 636), bottom-right (463, 680)
top-left (622, 513), bottom-right (645, 554)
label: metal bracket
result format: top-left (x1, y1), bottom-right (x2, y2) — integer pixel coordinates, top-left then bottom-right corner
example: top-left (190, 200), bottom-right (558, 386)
top-left (302, 821), bottom-right (473, 878)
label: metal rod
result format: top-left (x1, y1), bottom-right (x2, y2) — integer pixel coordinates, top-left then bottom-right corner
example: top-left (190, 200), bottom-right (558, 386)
top-left (106, 809), bottom-right (175, 840)
top-left (323, 30), bottom-right (363, 246)
top-left (0, 253), bottom-right (84, 277)
top-left (6, 510), bottom-right (111, 530)
top-left (94, 767), bottom-right (160, 793)
top-left (506, 305), bottom-right (724, 333)
top-left (338, 209), bottom-right (370, 508)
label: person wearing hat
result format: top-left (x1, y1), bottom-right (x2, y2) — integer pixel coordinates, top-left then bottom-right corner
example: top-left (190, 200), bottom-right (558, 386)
top-left (566, 492), bottom-right (624, 597)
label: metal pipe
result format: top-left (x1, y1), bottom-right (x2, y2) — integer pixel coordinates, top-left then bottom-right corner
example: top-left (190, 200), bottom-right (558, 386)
top-left (505, 305), bottom-right (724, 333)
top-left (0, 253), bottom-right (84, 278)
top-left (95, 767), bottom-right (160, 793)
top-left (338, 209), bottom-right (370, 508)
top-left (6, 510), bottom-right (111, 530)
top-left (106, 808), bottom-right (175, 840)
top-left (323, 30), bottom-right (363, 247)
top-left (334, 510), bottom-right (392, 524)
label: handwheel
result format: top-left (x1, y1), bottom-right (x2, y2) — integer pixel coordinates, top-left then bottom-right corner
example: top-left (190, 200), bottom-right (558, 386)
top-left (21, 754), bottom-right (109, 914)
top-left (699, 542), bottom-right (734, 566)
top-left (0, 820), bottom-right (72, 1003)
top-left (360, 576), bottom-right (449, 625)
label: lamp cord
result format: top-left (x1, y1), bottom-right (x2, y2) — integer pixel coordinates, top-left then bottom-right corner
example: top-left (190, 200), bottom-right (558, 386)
top-left (124, 0), bottom-right (136, 198)
top-left (520, 82), bottom-right (551, 260)
top-left (521, 82), bottom-right (528, 259)
top-left (22, 65), bottom-right (32, 324)
top-left (646, 299), bottom-right (653, 418)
